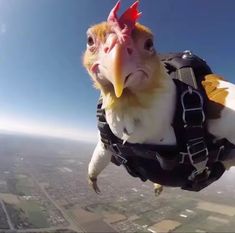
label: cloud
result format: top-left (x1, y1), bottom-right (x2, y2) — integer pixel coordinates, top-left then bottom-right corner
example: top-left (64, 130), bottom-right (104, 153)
top-left (0, 23), bottom-right (6, 34)
top-left (0, 116), bottom-right (97, 143)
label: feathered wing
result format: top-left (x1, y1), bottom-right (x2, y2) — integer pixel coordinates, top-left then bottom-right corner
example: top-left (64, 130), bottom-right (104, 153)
top-left (204, 74), bottom-right (235, 145)
top-left (88, 136), bottom-right (112, 193)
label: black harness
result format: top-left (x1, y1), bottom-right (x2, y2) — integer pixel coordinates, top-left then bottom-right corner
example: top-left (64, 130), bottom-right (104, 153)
top-left (97, 51), bottom-right (235, 191)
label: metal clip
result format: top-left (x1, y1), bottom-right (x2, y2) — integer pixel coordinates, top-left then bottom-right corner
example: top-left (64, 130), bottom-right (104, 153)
top-left (187, 140), bottom-right (208, 160)
top-left (110, 144), bottom-right (127, 164)
top-left (179, 152), bottom-right (187, 164)
top-left (181, 88), bottom-right (205, 125)
top-left (182, 50), bottom-right (193, 59)
top-left (215, 145), bottom-right (225, 161)
top-left (187, 139), bottom-right (209, 180)
top-left (188, 166), bottom-right (211, 181)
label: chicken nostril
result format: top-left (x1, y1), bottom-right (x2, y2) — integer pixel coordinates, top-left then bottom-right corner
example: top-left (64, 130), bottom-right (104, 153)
top-left (104, 47), bottom-right (109, 54)
top-left (124, 73), bottom-right (132, 84)
top-left (127, 47), bottom-right (133, 55)
top-left (91, 63), bottom-right (99, 74)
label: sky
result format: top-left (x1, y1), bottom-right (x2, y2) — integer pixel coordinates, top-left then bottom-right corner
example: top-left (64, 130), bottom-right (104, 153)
top-left (0, 0), bottom-right (234, 142)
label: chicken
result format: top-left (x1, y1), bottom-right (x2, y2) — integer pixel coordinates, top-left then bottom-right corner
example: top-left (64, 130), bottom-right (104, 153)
top-left (83, 1), bottom-right (235, 194)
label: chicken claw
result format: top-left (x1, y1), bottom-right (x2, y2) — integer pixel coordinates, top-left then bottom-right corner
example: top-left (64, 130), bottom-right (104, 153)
top-left (153, 183), bottom-right (163, 196)
top-left (88, 176), bottom-right (101, 194)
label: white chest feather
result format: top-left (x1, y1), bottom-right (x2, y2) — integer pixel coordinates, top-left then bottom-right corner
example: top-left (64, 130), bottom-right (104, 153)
top-left (105, 79), bottom-right (177, 145)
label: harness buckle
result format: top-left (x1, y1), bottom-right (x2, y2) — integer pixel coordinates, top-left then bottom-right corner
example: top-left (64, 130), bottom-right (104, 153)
top-left (179, 152), bottom-right (187, 164)
top-left (187, 139), bottom-right (208, 163)
top-left (215, 145), bottom-right (225, 161)
top-left (188, 166), bottom-right (210, 182)
top-left (110, 144), bottom-right (127, 164)
top-left (181, 87), bottom-right (205, 126)
top-left (186, 138), bottom-right (209, 181)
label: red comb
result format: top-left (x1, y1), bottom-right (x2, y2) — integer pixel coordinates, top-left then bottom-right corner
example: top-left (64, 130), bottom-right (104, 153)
top-left (107, 0), bottom-right (121, 24)
top-left (107, 1), bottom-right (141, 43)
top-left (120, 1), bottom-right (141, 27)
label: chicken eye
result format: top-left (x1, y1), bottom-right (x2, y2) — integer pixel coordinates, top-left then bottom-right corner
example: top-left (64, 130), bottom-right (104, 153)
top-left (87, 35), bottom-right (94, 47)
top-left (144, 38), bottom-right (154, 52)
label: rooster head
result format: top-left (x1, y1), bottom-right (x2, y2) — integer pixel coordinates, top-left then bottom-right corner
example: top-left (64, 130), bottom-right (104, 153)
top-left (83, 1), bottom-right (164, 108)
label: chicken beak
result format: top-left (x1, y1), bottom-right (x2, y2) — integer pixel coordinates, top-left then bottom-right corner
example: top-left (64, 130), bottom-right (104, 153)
top-left (112, 43), bottom-right (124, 98)
top-left (102, 37), bottom-right (133, 98)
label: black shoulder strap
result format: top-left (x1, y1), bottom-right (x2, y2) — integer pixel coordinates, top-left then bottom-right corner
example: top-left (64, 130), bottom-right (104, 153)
top-left (159, 50), bottom-right (212, 89)
top-left (172, 79), bottom-right (210, 180)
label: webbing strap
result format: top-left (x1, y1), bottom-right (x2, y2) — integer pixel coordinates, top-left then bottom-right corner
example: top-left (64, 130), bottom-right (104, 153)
top-left (176, 67), bottom-right (198, 89)
top-left (173, 79), bottom-right (211, 182)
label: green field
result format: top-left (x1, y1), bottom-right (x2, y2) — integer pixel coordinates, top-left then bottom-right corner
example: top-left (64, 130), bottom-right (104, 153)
top-left (5, 200), bottom-right (50, 229)
top-left (5, 174), bottom-right (50, 229)
top-left (7, 175), bottom-right (33, 196)
top-left (19, 200), bottom-right (50, 228)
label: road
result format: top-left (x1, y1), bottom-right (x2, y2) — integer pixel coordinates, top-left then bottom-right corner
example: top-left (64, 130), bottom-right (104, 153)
top-left (0, 227), bottom-right (77, 233)
top-left (0, 226), bottom-right (75, 233)
top-left (1, 191), bottom-right (81, 233)
top-left (30, 174), bottom-right (84, 233)
top-left (0, 200), bottom-right (14, 230)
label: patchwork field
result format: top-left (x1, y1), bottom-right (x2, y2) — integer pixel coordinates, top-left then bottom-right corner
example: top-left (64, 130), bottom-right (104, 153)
top-left (0, 193), bottom-right (19, 205)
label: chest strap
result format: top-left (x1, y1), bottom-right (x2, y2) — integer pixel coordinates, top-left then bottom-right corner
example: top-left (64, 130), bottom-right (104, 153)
top-left (172, 79), bottom-right (210, 184)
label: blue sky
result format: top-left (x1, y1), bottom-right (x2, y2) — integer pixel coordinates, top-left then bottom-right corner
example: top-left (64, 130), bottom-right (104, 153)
top-left (0, 0), bottom-right (234, 142)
